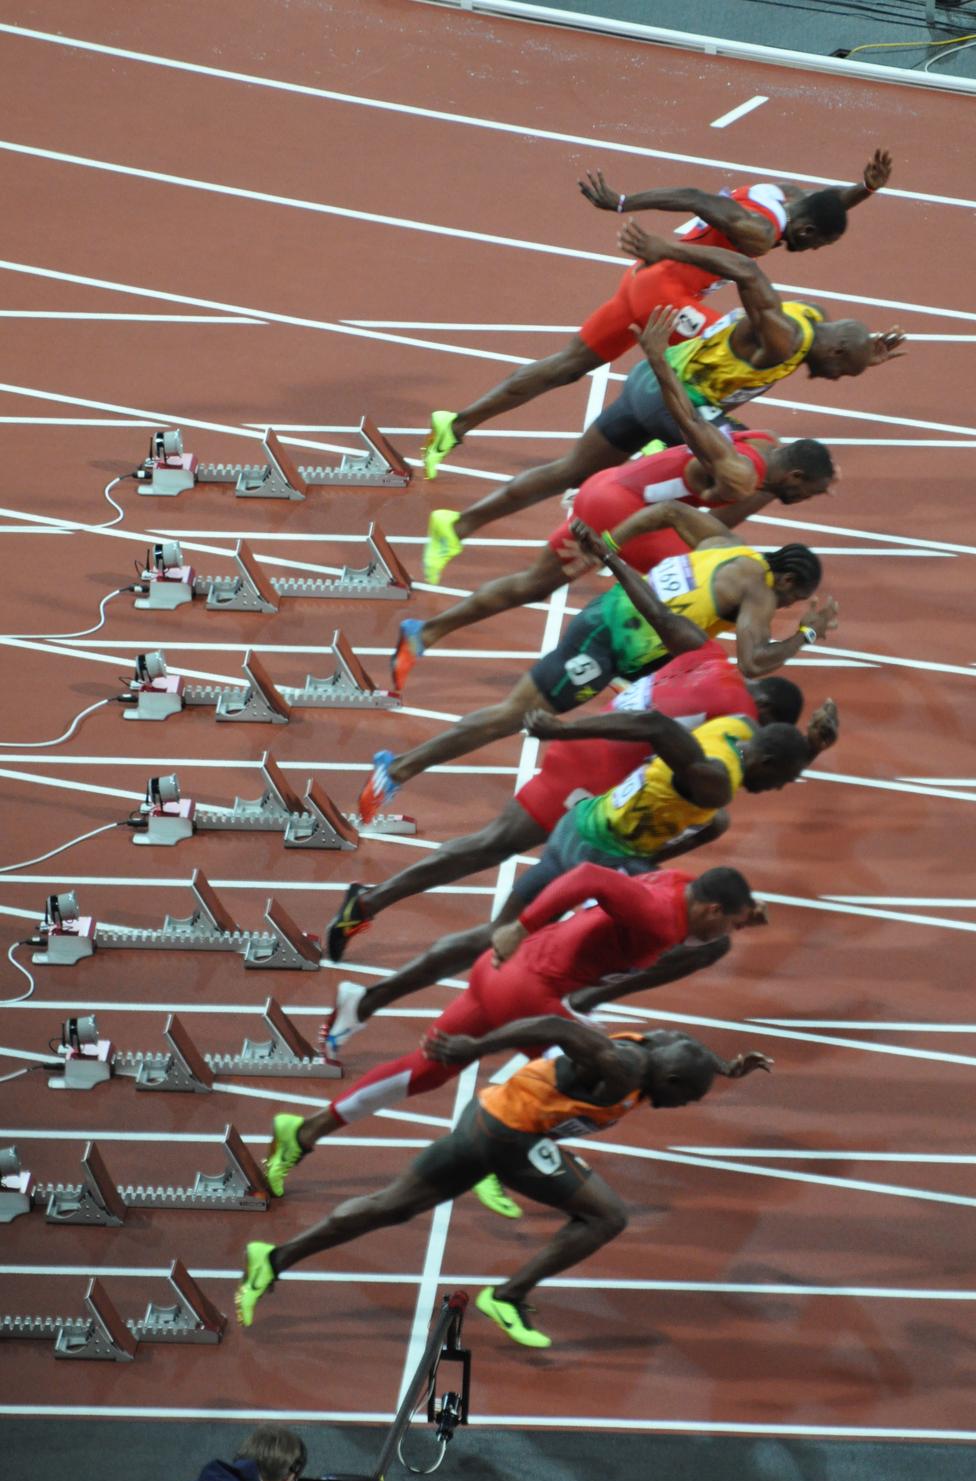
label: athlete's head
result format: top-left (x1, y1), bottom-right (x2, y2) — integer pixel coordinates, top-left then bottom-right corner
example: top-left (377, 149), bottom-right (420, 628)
top-left (766, 544), bottom-right (823, 606)
top-left (686, 865), bottom-right (757, 941)
top-left (766, 438), bottom-right (836, 504)
top-left (784, 189), bottom-right (848, 252)
top-left (750, 675), bottom-right (804, 727)
top-left (235, 1426), bottom-right (308, 1481)
top-left (640, 1031), bottom-right (723, 1107)
top-left (807, 319), bottom-right (876, 379)
top-left (740, 722), bottom-right (811, 793)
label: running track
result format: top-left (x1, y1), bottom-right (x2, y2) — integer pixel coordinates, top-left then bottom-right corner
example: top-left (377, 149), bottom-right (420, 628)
top-left (1, 0), bottom-right (976, 1446)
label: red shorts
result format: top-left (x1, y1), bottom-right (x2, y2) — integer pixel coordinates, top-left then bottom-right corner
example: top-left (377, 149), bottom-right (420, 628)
top-left (548, 470), bottom-right (691, 573)
top-left (516, 732), bottom-right (652, 832)
top-left (579, 260), bottom-right (721, 362)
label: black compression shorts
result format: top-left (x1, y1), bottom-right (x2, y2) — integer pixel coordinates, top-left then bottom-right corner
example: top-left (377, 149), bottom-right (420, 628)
top-left (412, 1101), bottom-right (592, 1210)
top-left (529, 599), bottom-right (667, 712)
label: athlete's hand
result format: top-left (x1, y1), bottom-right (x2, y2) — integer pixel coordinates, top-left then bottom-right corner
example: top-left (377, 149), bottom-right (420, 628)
top-left (618, 219), bottom-right (669, 265)
top-left (739, 901), bottom-right (769, 930)
top-left (862, 148), bottom-right (892, 193)
top-left (630, 304), bottom-right (682, 363)
top-left (422, 1028), bottom-right (479, 1064)
top-left (491, 919), bottom-right (528, 967)
top-left (870, 327), bottom-right (907, 365)
top-left (800, 595), bottom-right (839, 641)
top-left (523, 708), bottom-right (565, 741)
top-left (568, 518), bottom-right (609, 565)
top-left (578, 169), bottom-right (623, 211)
top-left (725, 1051), bottom-right (774, 1078)
top-left (806, 697), bottom-right (839, 756)
top-left (557, 535), bottom-right (599, 579)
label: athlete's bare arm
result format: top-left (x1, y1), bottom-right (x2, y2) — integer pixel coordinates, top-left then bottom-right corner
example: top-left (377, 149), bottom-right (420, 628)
top-left (578, 173), bottom-right (777, 255)
top-left (569, 937), bottom-right (731, 1015)
top-left (788, 148), bottom-right (892, 212)
top-left (618, 223), bottom-right (800, 367)
top-left (733, 576), bottom-right (839, 678)
top-left (424, 1015), bottom-right (638, 1097)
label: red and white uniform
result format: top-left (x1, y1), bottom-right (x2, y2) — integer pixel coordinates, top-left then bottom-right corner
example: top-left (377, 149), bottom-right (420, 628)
top-left (548, 429), bottom-right (775, 573)
top-left (579, 184), bottom-right (789, 360)
top-left (516, 641), bottom-right (757, 833)
top-left (329, 867), bottom-right (693, 1125)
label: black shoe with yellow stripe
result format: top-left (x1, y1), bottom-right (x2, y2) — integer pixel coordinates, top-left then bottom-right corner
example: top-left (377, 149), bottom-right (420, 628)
top-left (326, 882), bottom-right (371, 963)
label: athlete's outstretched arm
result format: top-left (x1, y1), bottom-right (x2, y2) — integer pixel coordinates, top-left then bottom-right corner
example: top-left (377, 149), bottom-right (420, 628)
top-left (799, 148), bottom-right (892, 212)
top-left (425, 1015), bottom-right (636, 1097)
top-left (734, 579), bottom-right (839, 678)
top-left (579, 173), bottom-right (777, 256)
top-left (569, 936), bottom-right (731, 1014)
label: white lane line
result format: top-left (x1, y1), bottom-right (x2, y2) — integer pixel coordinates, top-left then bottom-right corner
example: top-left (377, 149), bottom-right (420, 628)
top-left (0, 756), bottom-right (520, 775)
top-left (2, 21), bottom-right (974, 209)
top-left (672, 1148), bottom-right (976, 1162)
top-left (710, 95), bottom-right (768, 128)
top-left (3, 1128), bottom-right (434, 1148)
top-left (754, 1020), bottom-right (976, 1031)
top-left (823, 896), bottom-right (976, 907)
top-left (746, 508), bottom-right (976, 558)
top-left (0, 312), bottom-right (264, 323)
top-left (0, 417), bottom-right (157, 426)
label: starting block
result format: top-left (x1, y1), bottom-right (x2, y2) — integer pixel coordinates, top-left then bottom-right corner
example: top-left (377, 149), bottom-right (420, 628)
top-left (137, 421), bottom-right (412, 499)
top-left (37, 870), bottom-right (327, 972)
top-left (135, 526), bottom-right (411, 613)
top-left (110, 998), bottom-right (342, 1088)
top-left (132, 750), bottom-right (414, 848)
top-left (1, 1261), bottom-right (226, 1360)
top-left (32, 1126), bottom-right (268, 1225)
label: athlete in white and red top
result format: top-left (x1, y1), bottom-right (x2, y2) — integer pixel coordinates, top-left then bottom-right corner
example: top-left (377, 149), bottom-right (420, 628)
top-left (393, 305), bottom-right (836, 692)
top-left (421, 149), bottom-right (891, 479)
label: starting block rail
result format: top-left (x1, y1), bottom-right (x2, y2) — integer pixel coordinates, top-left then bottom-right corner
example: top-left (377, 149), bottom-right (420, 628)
top-left (1, 1261), bottom-right (226, 1359)
top-left (34, 1126), bottom-right (268, 1224)
top-left (140, 419), bottom-right (412, 499)
top-left (199, 527), bottom-right (411, 609)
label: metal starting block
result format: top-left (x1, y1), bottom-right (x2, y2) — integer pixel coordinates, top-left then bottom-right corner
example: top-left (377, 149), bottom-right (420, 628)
top-left (0, 1261), bottom-right (226, 1359)
top-left (133, 749), bottom-right (414, 848)
top-left (120, 635), bottom-right (400, 723)
top-left (36, 869), bottom-right (325, 971)
top-left (30, 1127), bottom-right (268, 1225)
top-left (137, 420), bottom-right (412, 499)
top-left (135, 526), bottom-right (411, 613)
top-left (112, 998), bottom-right (341, 1087)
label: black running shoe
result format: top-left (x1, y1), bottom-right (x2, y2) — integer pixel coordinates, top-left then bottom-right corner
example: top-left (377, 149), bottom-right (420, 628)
top-left (326, 882), bottom-right (371, 962)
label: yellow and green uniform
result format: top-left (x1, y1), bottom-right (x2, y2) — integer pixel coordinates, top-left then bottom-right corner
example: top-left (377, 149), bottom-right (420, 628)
top-left (573, 713), bottom-right (757, 857)
top-left (665, 302), bottom-right (825, 410)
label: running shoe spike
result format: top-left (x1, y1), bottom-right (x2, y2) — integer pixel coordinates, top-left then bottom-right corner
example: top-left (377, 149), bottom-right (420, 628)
top-left (264, 1113), bottom-right (307, 1198)
top-left (392, 618), bottom-right (426, 692)
top-left (475, 1287), bottom-right (551, 1349)
top-left (358, 750), bottom-right (400, 826)
top-left (326, 882), bottom-right (371, 963)
top-left (423, 410), bottom-right (460, 479)
top-left (235, 1242), bottom-right (277, 1328)
top-left (320, 980), bottom-right (369, 1057)
top-left (424, 509), bottom-right (463, 585)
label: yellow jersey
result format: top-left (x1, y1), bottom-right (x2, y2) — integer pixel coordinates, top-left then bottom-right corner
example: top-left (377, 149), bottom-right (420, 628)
top-left (667, 301), bottom-right (825, 409)
top-left (573, 713), bottom-right (757, 857)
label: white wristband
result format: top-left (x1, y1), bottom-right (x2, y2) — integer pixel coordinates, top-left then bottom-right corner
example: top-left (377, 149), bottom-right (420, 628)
top-left (798, 625), bottom-right (818, 646)
top-left (617, 194), bottom-right (627, 213)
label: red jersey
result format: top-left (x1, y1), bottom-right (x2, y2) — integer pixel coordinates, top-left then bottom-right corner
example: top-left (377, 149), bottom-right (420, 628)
top-left (595, 430), bottom-right (775, 511)
top-left (512, 864), bottom-right (692, 990)
top-left (654, 183), bottom-right (789, 303)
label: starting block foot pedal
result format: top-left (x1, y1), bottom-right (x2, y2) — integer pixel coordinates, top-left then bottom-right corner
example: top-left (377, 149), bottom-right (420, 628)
top-left (133, 1259), bottom-right (226, 1345)
top-left (216, 651), bottom-right (291, 723)
top-left (244, 898), bottom-right (322, 970)
top-left (55, 1279), bottom-right (138, 1361)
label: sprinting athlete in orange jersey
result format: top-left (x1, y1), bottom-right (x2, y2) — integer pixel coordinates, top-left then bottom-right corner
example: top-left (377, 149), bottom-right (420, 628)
top-left (422, 149), bottom-right (891, 477)
top-left (236, 1013), bottom-right (772, 1345)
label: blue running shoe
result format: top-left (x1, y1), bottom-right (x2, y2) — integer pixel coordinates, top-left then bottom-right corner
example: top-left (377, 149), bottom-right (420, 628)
top-left (358, 749), bottom-right (400, 825)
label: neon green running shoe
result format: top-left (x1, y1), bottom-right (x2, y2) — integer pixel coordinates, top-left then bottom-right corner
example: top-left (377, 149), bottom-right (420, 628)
top-left (235, 1241), bottom-right (277, 1328)
top-left (638, 438), bottom-right (667, 456)
top-left (472, 1173), bottom-right (522, 1220)
top-left (475, 1286), bottom-right (552, 1349)
top-left (264, 1113), bottom-right (307, 1197)
top-left (424, 509), bottom-right (463, 585)
top-left (423, 410), bottom-right (460, 480)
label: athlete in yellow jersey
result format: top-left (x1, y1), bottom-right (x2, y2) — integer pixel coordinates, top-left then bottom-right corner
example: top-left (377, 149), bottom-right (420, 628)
top-left (237, 1013), bottom-right (771, 1346)
top-left (421, 219), bottom-right (904, 584)
top-left (357, 498), bottom-right (838, 824)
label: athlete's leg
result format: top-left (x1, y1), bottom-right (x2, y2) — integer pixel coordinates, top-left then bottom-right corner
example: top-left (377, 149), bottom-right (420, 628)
top-left (384, 672), bottom-right (552, 790)
top-left (356, 922), bottom-right (495, 1022)
top-left (450, 336), bottom-right (605, 441)
top-left (419, 547), bottom-right (567, 650)
top-left (453, 422), bottom-right (627, 542)
top-left (492, 1170), bottom-right (629, 1306)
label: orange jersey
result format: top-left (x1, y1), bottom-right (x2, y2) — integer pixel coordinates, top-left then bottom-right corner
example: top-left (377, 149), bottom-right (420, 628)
top-left (479, 1033), bottom-right (648, 1139)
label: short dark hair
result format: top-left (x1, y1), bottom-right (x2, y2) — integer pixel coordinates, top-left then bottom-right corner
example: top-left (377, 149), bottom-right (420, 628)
top-left (753, 675), bottom-right (803, 726)
top-left (641, 1030), bottom-right (719, 1100)
top-left (766, 543), bottom-right (822, 595)
top-left (691, 865), bottom-right (755, 916)
top-left (783, 438), bottom-right (835, 482)
top-left (799, 188), bottom-right (848, 240)
top-left (236, 1427), bottom-right (307, 1481)
top-left (754, 721), bottom-right (812, 773)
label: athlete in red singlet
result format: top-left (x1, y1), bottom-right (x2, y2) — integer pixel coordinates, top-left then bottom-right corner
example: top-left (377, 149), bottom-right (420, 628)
top-left (422, 150), bottom-right (891, 478)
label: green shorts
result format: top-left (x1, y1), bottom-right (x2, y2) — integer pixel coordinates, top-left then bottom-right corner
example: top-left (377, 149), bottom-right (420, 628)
top-left (413, 1101), bottom-right (592, 1210)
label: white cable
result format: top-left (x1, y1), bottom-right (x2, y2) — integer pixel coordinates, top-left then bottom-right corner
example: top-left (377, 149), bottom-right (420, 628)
top-left (923, 37), bottom-right (976, 73)
top-left (3, 940), bottom-right (35, 1005)
top-left (0, 1066), bottom-right (30, 1083)
top-left (0, 821), bottom-right (121, 872)
top-left (0, 587), bottom-right (125, 640)
top-left (0, 696), bottom-right (110, 748)
top-left (98, 474), bottom-right (127, 527)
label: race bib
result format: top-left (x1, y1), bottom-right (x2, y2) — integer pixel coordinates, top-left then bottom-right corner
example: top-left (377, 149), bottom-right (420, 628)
top-left (612, 676), bottom-right (653, 713)
top-left (610, 766), bottom-right (644, 809)
top-left (564, 653), bottom-right (602, 686)
top-left (650, 555), bottom-right (694, 602)
top-left (672, 304), bottom-right (709, 339)
top-left (527, 1138), bottom-right (563, 1176)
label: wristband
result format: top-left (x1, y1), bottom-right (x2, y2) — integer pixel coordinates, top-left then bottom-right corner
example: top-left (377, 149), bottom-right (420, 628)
top-left (617, 194), bottom-right (627, 213)
top-left (798, 625), bottom-right (818, 646)
top-left (863, 177), bottom-right (877, 193)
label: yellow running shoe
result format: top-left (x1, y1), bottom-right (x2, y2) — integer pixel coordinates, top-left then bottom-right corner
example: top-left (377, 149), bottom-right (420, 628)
top-left (235, 1241), bottom-right (277, 1328)
top-left (638, 438), bottom-right (667, 456)
top-left (423, 410), bottom-right (460, 479)
top-left (264, 1113), bottom-right (306, 1197)
top-left (475, 1286), bottom-right (551, 1349)
top-left (424, 509), bottom-right (463, 584)
top-left (472, 1173), bottom-right (522, 1219)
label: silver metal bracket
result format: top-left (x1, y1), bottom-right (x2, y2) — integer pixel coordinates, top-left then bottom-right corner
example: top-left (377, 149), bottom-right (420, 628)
top-left (195, 419), bottom-right (411, 499)
top-left (113, 997), bottom-right (341, 1082)
top-left (198, 525), bottom-right (411, 610)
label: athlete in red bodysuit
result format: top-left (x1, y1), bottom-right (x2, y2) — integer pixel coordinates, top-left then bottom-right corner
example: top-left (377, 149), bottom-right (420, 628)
top-left (421, 150), bottom-right (891, 478)
top-left (395, 305), bottom-right (835, 687)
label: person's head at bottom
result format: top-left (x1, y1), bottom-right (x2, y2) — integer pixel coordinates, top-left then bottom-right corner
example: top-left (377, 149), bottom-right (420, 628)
top-left (197, 1426), bottom-right (308, 1481)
